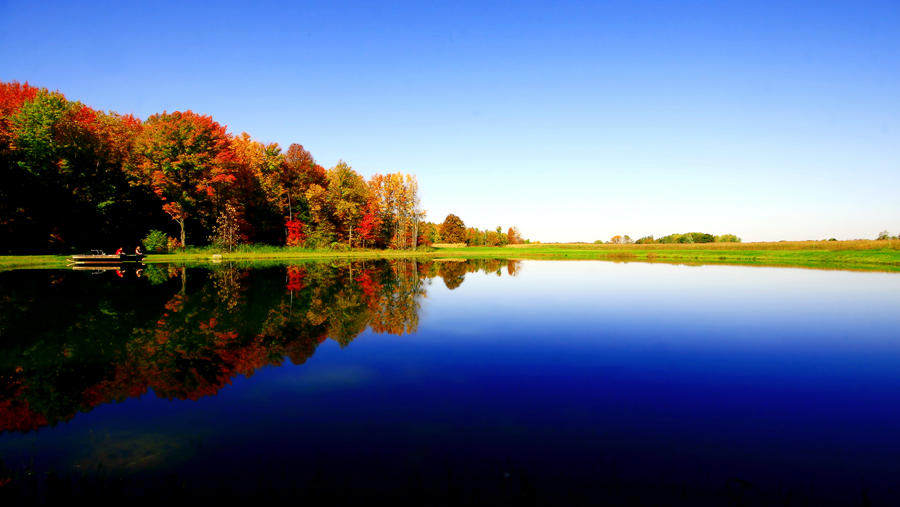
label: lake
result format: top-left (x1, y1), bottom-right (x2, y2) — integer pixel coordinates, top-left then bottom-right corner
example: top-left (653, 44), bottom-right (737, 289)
top-left (1, 259), bottom-right (899, 505)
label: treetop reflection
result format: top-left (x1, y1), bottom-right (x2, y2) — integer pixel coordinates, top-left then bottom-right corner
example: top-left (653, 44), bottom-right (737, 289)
top-left (0, 259), bottom-right (520, 433)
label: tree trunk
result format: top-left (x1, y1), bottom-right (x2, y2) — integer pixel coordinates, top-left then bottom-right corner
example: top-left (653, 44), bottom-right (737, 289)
top-left (349, 225), bottom-right (353, 249)
top-left (179, 219), bottom-right (186, 251)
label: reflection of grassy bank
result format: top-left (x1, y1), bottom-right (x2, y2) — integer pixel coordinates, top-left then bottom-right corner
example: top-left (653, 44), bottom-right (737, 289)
top-left (438, 242), bottom-right (900, 272)
top-left (3, 239), bottom-right (900, 272)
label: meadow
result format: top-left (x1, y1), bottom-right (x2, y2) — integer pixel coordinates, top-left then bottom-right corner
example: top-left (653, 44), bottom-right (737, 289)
top-left (2, 239), bottom-right (899, 272)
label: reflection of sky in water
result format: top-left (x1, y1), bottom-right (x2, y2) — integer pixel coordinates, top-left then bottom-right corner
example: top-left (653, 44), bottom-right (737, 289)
top-left (2, 261), bottom-right (900, 503)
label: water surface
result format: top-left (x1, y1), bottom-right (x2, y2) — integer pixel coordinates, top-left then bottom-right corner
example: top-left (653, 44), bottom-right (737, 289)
top-left (1, 260), bottom-right (899, 505)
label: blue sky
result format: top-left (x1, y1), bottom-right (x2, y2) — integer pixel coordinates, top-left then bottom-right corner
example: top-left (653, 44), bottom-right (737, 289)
top-left (2, 0), bottom-right (898, 241)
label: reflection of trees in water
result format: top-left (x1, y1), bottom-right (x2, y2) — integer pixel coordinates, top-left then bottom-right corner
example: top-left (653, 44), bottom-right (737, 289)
top-left (436, 258), bottom-right (521, 289)
top-left (438, 260), bottom-right (467, 289)
top-left (0, 259), bottom-right (520, 432)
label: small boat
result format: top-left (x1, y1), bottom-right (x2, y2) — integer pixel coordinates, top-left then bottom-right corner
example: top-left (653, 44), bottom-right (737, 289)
top-left (68, 250), bottom-right (145, 265)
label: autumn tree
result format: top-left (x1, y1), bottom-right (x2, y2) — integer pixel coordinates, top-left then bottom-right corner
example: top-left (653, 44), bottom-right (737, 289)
top-left (356, 197), bottom-right (382, 248)
top-left (440, 214), bottom-right (466, 243)
top-left (0, 80), bottom-right (39, 148)
top-left (131, 110), bottom-right (232, 248)
top-left (304, 182), bottom-right (334, 247)
top-left (227, 132), bottom-right (286, 243)
top-left (283, 144), bottom-right (326, 217)
top-left (368, 173), bottom-right (424, 249)
top-left (210, 202), bottom-right (246, 251)
top-left (326, 161), bottom-right (369, 247)
top-left (3, 88), bottom-right (156, 252)
top-left (0, 80), bottom-right (454, 254)
top-left (369, 173), bottom-right (403, 247)
top-left (507, 226), bottom-right (522, 245)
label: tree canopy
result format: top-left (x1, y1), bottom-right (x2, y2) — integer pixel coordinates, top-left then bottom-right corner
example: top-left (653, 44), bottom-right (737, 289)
top-left (0, 80), bottom-right (530, 254)
top-left (440, 214), bottom-right (466, 243)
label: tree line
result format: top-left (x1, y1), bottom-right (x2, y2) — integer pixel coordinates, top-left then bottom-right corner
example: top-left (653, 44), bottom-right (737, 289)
top-left (597, 232), bottom-right (742, 245)
top-left (0, 81), bottom-right (435, 253)
top-left (417, 213), bottom-right (526, 246)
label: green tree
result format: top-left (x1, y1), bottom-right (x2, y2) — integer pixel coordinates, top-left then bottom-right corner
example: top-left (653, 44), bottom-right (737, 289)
top-left (326, 161), bottom-right (369, 247)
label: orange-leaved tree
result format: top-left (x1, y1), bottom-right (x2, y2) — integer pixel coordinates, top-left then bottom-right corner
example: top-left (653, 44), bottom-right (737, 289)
top-left (131, 110), bottom-right (232, 248)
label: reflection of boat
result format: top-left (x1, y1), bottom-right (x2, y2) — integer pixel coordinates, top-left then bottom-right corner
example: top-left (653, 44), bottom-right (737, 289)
top-left (70, 265), bottom-right (144, 271)
top-left (68, 251), bottom-right (145, 265)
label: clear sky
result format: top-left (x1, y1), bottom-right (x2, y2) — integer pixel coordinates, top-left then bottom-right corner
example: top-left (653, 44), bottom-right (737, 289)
top-left (2, 0), bottom-right (898, 242)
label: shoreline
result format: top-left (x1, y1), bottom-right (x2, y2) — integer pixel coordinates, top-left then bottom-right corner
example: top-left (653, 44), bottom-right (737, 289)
top-left (2, 240), bottom-right (899, 273)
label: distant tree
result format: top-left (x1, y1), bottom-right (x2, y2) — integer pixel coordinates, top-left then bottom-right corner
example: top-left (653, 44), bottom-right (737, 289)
top-left (877, 230), bottom-right (891, 240)
top-left (714, 234), bottom-right (741, 243)
top-left (440, 214), bottom-right (466, 243)
top-left (635, 235), bottom-right (655, 244)
top-left (609, 235), bottom-right (623, 244)
top-left (685, 232), bottom-right (715, 243)
top-left (507, 226), bottom-right (522, 245)
top-left (657, 234), bottom-right (681, 244)
top-left (424, 222), bottom-right (440, 244)
top-left (496, 226), bottom-right (509, 246)
top-left (658, 232), bottom-right (716, 244)
top-left (623, 235), bottom-right (633, 244)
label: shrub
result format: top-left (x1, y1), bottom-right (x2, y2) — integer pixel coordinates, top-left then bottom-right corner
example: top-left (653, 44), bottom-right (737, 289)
top-left (142, 230), bottom-right (170, 253)
top-left (304, 230), bottom-right (334, 249)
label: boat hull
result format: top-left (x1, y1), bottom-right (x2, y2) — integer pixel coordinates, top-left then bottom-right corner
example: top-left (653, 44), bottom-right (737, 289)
top-left (68, 254), bottom-right (145, 265)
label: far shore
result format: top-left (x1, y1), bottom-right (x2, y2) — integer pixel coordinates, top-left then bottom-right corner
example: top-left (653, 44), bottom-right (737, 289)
top-left (2, 239), bottom-right (899, 273)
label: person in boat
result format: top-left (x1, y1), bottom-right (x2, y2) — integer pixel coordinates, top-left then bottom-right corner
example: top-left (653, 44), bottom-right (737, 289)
top-left (135, 246), bottom-right (143, 255)
top-left (115, 247), bottom-right (124, 255)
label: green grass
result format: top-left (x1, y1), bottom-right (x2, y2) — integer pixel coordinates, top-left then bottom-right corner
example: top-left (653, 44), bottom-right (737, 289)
top-left (3, 240), bottom-right (900, 272)
top-left (0, 255), bottom-right (70, 271)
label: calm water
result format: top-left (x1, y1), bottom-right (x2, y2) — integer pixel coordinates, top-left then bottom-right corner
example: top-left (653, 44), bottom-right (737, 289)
top-left (1, 260), bottom-right (899, 505)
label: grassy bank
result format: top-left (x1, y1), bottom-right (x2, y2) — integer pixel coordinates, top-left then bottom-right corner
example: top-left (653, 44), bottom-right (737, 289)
top-left (2, 240), bottom-right (899, 272)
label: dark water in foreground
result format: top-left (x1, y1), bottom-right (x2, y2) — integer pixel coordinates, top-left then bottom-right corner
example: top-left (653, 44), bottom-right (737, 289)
top-left (1, 260), bottom-right (899, 505)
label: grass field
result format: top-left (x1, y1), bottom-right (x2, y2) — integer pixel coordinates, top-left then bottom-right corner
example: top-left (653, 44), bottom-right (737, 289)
top-left (2, 240), bottom-right (899, 272)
